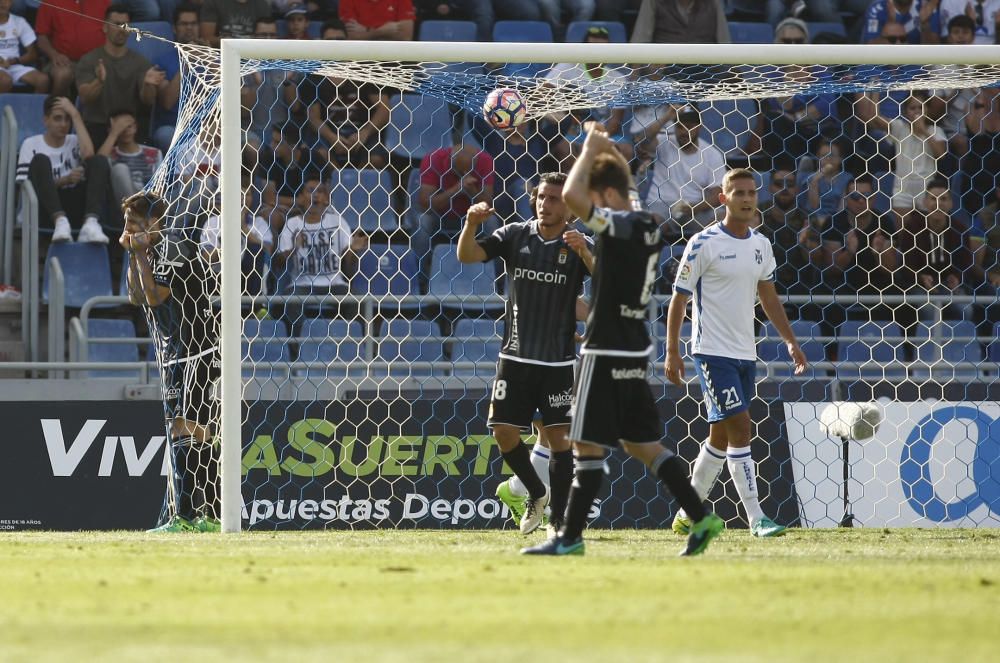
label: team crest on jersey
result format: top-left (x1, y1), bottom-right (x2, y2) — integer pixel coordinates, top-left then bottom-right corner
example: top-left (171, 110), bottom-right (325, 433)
top-left (755, 249), bottom-right (762, 264)
top-left (558, 248), bottom-right (568, 264)
top-left (680, 263), bottom-right (691, 280)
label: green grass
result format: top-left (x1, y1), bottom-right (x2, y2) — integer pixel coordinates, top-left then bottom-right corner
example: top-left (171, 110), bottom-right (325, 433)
top-left (1, 529), bottom-right (998, 662)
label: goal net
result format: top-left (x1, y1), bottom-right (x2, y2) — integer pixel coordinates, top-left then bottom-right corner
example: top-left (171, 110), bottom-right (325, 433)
top-left (139, 37), bottom-right (1000, 532)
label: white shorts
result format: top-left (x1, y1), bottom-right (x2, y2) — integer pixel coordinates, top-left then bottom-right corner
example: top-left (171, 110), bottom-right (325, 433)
top-left (0, 64), bottom-right (38, 83)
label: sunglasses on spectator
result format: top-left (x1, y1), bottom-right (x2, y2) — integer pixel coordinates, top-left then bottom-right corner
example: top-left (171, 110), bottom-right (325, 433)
top-left (884, 35), bottom-right (906, 43)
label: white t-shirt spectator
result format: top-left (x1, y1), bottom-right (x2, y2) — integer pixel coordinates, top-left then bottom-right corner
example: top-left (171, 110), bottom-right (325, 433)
top-left (645, 123), bottom-right (726, 220)
top-left (888, 117), bottom-right (946, 209)
top-left (16, 134), bottom-right (81, 182)
top-left (0, 14), bottom-right (36, 59)
top-left (939, 0), bottom-right (1000, 44)
top-left (277, 210), bottom-right (352, 289)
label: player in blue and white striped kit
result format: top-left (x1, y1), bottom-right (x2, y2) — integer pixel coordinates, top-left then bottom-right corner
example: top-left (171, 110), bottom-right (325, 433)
top-left (666, 168), bottom-right (808, 538)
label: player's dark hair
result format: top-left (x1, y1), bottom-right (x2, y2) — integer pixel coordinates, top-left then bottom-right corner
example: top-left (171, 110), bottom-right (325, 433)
top-left (589, 154), bottom-right (630, 199)
top-left (173, 3), bottom-right (199, 24)
top-left (722, 168), bottom-right (756, 193)
top-left (529, 172), bottom-right (568, 208)
top-left (105, 3), bottom-right (130, 20)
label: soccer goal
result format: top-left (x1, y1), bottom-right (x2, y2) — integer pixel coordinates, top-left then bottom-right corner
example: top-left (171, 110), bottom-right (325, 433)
top-left (142, 36), bottom-right (1000, 533)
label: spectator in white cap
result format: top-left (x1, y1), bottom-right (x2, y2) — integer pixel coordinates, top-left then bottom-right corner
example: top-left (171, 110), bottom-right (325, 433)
top-left (774, 16), bottom-right (809, 43)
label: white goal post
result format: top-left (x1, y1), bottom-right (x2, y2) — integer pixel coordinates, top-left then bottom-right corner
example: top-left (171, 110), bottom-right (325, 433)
top-left (217, 39), bottom-right (1000, 533)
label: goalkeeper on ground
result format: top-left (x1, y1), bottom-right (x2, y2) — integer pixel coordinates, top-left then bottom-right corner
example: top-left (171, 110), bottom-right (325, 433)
top-left (120, 191), bottom-right (221, 533)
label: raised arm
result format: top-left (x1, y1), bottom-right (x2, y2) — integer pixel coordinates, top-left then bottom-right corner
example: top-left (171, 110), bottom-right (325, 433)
top-left (757, 280), bottom-right (807, 374)
top-left (456, 202), bottom-right (492, 263)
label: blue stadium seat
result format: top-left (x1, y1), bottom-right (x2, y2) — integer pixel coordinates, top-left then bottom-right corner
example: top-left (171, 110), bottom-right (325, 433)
top-left (428, 244), bottom-right (503, 315)
top-left (243, 318), bottom-right (289, 378)
top-left (727, 21), bottom-right (773, 43)
top-left (837, 320), bottom-right (904, 380)
top-left (329, 168), bottom-right (398, 233)
top-left (916, 321), bottom-right (982, 379)
top-left (402, 167), bottom-right (422, 232)
top-left (760, 320), bottom-right (826, 376)
top-left (385, 93), bottom-right (455, 161)
top-left (565, 21), bottom-right (627, 43)
top-left (354, 244), bottom-right (419, 299)
top-left (807, 21), bottom-right (847, 41)
top-left (699, 99), bottom-right (757, 156)
top-left (451, 318), bottom-right (503, 376)
top-left (651, 321), bottom-right (692, 362)
top-left (133, 21), bottom-right (173, 40)
top-left (377, 318), bottom-right (445, 376)
top-left (0, 93), bottom-right (47, 146)
top-left (419, 20), bottom-right (477, 41)
top-left (128, 23), bottom-right (174, 64)
top-left (296, 318), bottom-right (364, 378)
top-left (43, 244), bottom-right (113, 307)
top-left (87, 318), bottom-right (140, 378)
top-left (492, 20), bottom-right (553, 42)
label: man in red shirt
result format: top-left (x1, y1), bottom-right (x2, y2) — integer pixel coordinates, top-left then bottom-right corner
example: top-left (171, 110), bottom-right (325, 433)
top-left (411, 142), bottom-right (494, 287)
top-left (34, 0), bottom-right (110, 96)
top-left (339, 0), bottom-right (415, 40)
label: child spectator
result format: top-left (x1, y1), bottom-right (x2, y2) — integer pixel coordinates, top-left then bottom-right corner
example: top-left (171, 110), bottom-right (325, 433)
top-left (98, 110), bottom-right (163, 204)
top-left (16, 95), bottom-right (112, 243)
top-left (0, 0), bottom-right (49, 93)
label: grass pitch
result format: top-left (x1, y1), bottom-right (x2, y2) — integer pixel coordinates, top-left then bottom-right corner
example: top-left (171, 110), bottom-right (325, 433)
top-left (0, 528), bottom-right (997, 662)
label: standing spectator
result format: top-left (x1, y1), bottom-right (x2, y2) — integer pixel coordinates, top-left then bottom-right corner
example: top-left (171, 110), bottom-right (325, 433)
top-left (927, 14), bottom-right (978, 164)
top-left (285, 3), bottom-right (311, 38)
top-left (862, 0), bottom-right (941, 44)
top-left (0, 0), bottom-right (49, 93)
top-left (340, 0), bottom-right (415, 40)
top-left (758, 167), bottom-right (809, 291)
top-left (939, 0), bottom-right (1000, 44)
top-left (641, 104), bottom-right (726, 237)
top-left (16, 95), bottom-right (112, 243)
top-left (153, 5), bottom-right (205, 153)
top-left (34, 0), bottom-right (109, 97)
top-left (630, 0), bottom-right (730, 43)
top-left (856, 90), bottom-right (946, 219)
top-left (201, 0), bottom-right (272, 47)
top-left (76, 5), bottom-right (165, 147)
top-left (410, 142), bottom-right (494, 287)
top-left (803, 136), bottom-right (851, 224)
top-left (98, 110), bottom-right (163, 204)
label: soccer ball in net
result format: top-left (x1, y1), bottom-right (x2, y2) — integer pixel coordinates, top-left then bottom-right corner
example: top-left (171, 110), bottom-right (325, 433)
top-left (482, 87), bottom-right (527, 130)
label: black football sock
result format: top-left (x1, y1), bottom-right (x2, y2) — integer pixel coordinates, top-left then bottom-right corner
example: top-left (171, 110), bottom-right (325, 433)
top-left (548, 449), bottom-right (574, 524)
top-left (194, 440), bottom-right (220, 519)
top-left (170, 436), bottom-right (199, 521)
top-left (652, 450), bottom-right (707, 523)
top-left (560, 459), bottom-right (604, 541)
top-left (501, 442), bottom-right (547, 500)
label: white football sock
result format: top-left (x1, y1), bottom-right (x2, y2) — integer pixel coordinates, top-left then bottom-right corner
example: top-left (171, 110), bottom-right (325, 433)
top-left (727, 446), bottom-right (765, 524)
top-left (676, 442), bottom-right (726, 519)
top-left (508, 444), bottom-right (550, 497)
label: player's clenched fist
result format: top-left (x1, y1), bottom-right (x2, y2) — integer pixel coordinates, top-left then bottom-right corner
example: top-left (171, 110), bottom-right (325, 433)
top-left (465, 201), bottom-right (494, 226)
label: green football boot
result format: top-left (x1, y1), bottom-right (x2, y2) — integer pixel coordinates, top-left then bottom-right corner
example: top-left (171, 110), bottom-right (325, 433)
top-left (671, 512), bottom-right (692, 535)
top-left (751, 517), bottom-right (786, 538)
top-left (495, 480), bottom-right (527, 527)
top-left (193, 516), bottom-right (222, 533)
top-left (521, 535), bottom-right (585, 556)
top-left (679, 513), bottom-right (725, 557)
top-left (147, 516), bottom-right (195, 533)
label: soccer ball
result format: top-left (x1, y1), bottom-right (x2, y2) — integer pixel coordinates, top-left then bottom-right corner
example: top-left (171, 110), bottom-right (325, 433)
top-left (483, 87), bottom-right (527, 130)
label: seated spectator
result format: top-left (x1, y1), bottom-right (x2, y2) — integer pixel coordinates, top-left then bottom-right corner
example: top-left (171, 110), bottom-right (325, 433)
top-left (927, 15), bottom-right (978, 162)
top-left (975, 182), bottom-right (1000, 288)
top-left (256, 123), bottom-right (308, 235)
top-left (767, 0), bottom-right (842, 24)
top-left (862, 0), bottom-right (940, 44)
top-left (16, 95), bottom-right (111, 243)
top-left (201, 0), bottom-right (271, 47)
top-left (640, 104), bottom-right (725, 237)
top-left (303, 70), bottom-right (391, 170)
top-left (410, 142), bottom-right (495, 287)
top-left (631, 0), bottom-right (730, 43)
top-left (150, 5), bottom-right (203, 153)
top-left (34, 0), bottom-right (109, 97)
top-left (340, 0), bottom-right (415, 40)
top-left (961, 87), bottom-right (1000, 216)
top-left (98, 110), bottom-right (163, 204)
top-left (76, 5), bottom-right (165, 147)
top-left (856, 89), bottom-right (946, 219)
top-left (320, 18), bottom-right (348, 40)
top-left (0, 0), bottom-right (49, 93)
top-left (774, 15), bottom-right (809, 42)
top-left (241, 17), bottom-right (291, 149)
top-left (896, 177), bottom-right (975, 347)
top-left (802, 136), bottom-right (851, 224)
top-left (285, 3), bottom-right (311, 38)
top-left (758, 166), bottom-right (809, 291)
top-left (542, 26), bottom-right (629, 162)
top-left (939, 0), bottom-right (999, 44)
top-left (200, 185), bottom-right (273, 297)
top-left (272, 174), bottom-right (366, 321)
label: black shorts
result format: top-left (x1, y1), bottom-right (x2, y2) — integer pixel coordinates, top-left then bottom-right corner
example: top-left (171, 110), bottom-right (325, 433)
top-left (487, 358), bottom-right (575, 431)
top-left (569, 353), bottom-right (661, 448)
top-left (162, 351), bottom-right (220, 428)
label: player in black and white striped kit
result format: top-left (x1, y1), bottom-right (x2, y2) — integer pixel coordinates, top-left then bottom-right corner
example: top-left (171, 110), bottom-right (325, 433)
top-left (121, 192), bottom-right (220, 533)
top-left (522, 124), bottom-right (723, 556)
top-left (457, 172), bottom-right (594, 535)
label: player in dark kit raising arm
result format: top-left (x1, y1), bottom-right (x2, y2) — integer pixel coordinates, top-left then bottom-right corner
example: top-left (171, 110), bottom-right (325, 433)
top-left (120, 191), bottom-right (221, 533)
top-left (457, 172), bottom-right (594, 535)
top-left (523, 124), bottom-right (724, 556)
